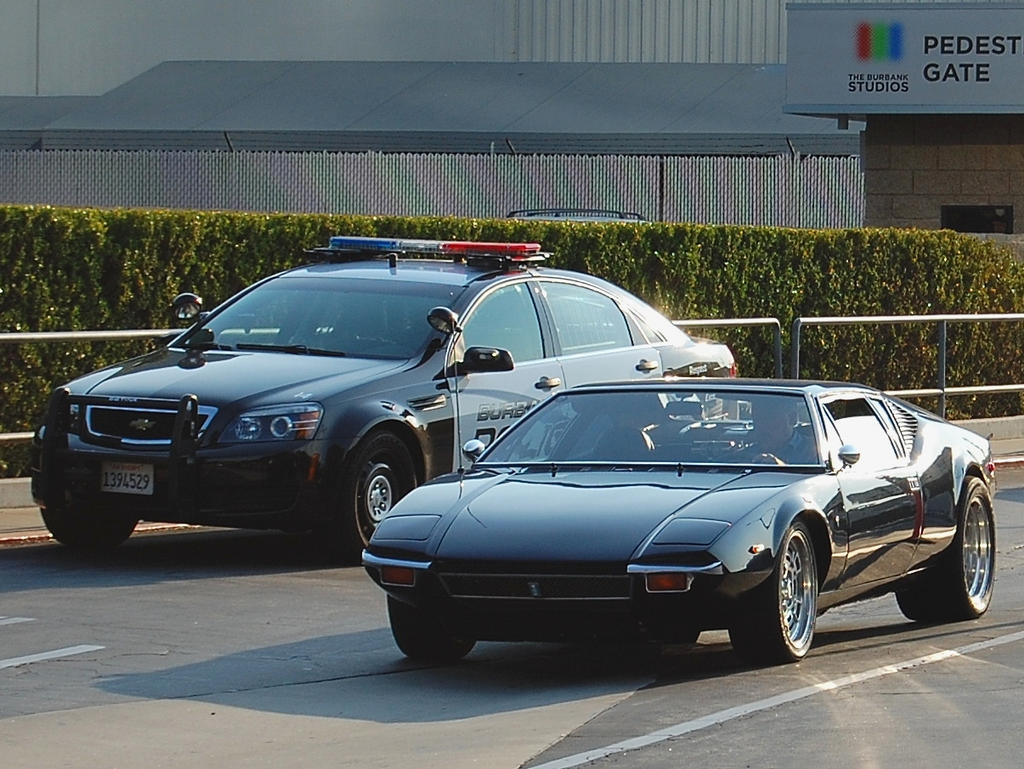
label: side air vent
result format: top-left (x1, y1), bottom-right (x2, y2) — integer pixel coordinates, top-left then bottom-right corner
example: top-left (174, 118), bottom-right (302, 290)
top-left (889, 403), bottom-right (919, 455)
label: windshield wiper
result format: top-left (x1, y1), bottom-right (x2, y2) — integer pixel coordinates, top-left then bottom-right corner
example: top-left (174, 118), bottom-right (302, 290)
top-left (235, 343), bottom-right (346, 357)
top-left (236, 343), bottom-right (308, 354)
top-left (183, 340), bottom-right (233, 351)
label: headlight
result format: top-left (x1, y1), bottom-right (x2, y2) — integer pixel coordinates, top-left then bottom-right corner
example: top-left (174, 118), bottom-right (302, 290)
top-left (222, 403), bottom-right (323, 443)
top-left (651, 518), bottom-right (730, 546)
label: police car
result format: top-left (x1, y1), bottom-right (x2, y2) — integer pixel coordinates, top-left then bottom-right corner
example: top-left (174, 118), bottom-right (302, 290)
top-left (32, 236), bottom-right (735, 561)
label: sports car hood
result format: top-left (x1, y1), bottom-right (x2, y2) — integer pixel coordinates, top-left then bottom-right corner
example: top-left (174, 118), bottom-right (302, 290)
top-left (68, 347), bottom-right (406, 407)
top-left (422, 468), bottom-right (793, 563)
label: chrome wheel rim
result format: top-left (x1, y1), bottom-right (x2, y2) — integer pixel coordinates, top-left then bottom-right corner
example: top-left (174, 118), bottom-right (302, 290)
top-left (779, 530), bottom-right (816, 652)
top-left (365, 463), bottom-right (394, 525)
top-left (963, 497), bottom-right (994, 605)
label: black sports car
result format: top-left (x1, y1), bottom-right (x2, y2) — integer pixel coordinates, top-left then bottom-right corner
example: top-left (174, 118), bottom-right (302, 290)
top-left (31, 237), bottom-right (734, 561)
top-left (363, 379), bottom-right (996, 665)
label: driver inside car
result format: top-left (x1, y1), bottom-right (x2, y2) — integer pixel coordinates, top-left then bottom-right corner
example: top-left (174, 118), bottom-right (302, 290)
top-left (744, 400), bottom-right (818, 465)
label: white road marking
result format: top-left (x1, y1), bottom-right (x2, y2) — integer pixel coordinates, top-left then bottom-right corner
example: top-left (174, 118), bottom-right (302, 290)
top-left (530, 629), bottom-right (1024, 769)
top-left (0, 645), bottom-right (105, 670)
top-left (0, 616), bottom-right (35, 626)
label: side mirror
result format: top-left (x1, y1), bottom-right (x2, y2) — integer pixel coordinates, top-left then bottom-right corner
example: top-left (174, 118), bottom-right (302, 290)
top-left (462, 439), bottom-right (487, 462)
top-left (172, 292), bottom-right (203, 323)
top-left (427, 306), bottom-right (461, 336)
top-left (838, 443), bottom-right (861, 468)
top-left (458, 346), bottom-right (514, 374)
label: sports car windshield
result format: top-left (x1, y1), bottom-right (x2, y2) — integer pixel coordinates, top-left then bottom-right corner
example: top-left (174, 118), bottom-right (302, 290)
top-left (180, 277), bottom-right (459, 360)
top-left (482, 389), bottom-right (821, 466)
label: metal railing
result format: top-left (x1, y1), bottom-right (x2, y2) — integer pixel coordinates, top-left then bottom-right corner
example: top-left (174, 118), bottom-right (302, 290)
top-left (0, 330), bottom-right (172, 344)
top-left (0, 319), bottom-right (779, 445)
top-left (0, 328), bottom-right (173, 445)
top-left (3, 312), bottom-right (1020, 444)
top-left (674, 317), bottom-right (783, 379)
top-left (791, 313), bottom-right (1024, 417)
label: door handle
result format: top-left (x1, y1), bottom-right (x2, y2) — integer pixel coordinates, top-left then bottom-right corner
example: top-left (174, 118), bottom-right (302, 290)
top-left (635, 359), bottom-right (660, 372)
top-left (534, 376), bottom-right (562, 390)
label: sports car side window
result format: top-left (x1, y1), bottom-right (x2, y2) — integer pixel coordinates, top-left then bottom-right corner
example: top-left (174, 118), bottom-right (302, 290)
top-left (461, 283), bottom-right (544, 363)
top-left (540, 281), bottom-right (633, 354)
top-left (868, 398), bottom-right (910, 456)
top-left (824, 396), bottom-right (900, 469)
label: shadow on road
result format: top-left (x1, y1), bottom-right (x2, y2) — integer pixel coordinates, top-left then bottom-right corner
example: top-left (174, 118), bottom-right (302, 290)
top-left (0, 528), bottom-right (340, 592)
top-left (91, 608), bottom-right (1024, 724)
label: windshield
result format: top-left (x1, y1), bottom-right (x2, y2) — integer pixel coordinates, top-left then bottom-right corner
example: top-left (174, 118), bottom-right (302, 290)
top-left (482, 389), bottom-right (821, 467)
top-left (180, 276), bottom-right (460, 359)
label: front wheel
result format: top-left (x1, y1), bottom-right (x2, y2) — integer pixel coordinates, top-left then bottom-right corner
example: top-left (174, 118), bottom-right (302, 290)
top-left (326, 431), bottom-right (416, 563)
top-left (896, 476), bottom-right (995, 623)
top-left (729, 520), bottom-right (819, 665)
top-left (40, 504), bottom-right (138, 550)
top-left (388, 596), bottom-right (475, 663)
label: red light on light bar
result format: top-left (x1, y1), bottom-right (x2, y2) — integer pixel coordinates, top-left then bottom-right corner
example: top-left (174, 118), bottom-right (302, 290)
top-left (439, 241), bottom-right (542, 257)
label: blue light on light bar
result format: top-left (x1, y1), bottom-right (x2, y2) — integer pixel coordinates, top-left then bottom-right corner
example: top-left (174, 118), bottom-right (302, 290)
top-left (329, 236), bottom-right (406, 251)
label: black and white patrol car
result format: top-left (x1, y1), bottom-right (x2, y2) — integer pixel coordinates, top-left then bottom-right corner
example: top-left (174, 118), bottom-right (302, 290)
top-left (32, 236), bottom-right (735, 561)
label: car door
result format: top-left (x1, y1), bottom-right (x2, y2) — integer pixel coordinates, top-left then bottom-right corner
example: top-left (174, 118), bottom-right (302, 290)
top-left (449, 281), bottom-right (566, 463)
top-left (822, 394), bottom-right (922, 587)
top-left (536, 279), bottom-right (663, 386)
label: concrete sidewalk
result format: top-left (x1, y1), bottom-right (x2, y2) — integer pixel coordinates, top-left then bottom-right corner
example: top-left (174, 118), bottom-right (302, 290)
top-left (0, 507), bottom-right (193, 544)
top-left (3, 416), bottom-right (1023, 545)
top-left (0, 478), bottom-right (195, 543)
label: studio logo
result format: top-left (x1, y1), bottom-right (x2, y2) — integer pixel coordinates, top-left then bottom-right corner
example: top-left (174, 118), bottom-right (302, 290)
top-left (848, 20), bottom-right (910, 92)
top-left (856, 22), bottom-right (904, 61)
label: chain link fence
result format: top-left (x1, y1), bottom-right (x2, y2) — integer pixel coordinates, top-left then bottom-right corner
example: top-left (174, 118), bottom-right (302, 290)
top-left (0, 150), bottom-right (863, 228)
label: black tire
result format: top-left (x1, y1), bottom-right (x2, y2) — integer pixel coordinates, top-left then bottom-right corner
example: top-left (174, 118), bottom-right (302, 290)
top-left (327, 431), bottom-right (416, 563)
top-left (729, 520), bottom-right (818, 665)
top-left (387, 595), bottom-right (475, 663)
top-left (670, 627), bottom-right (701, 645)
top-left (896, 476), bottom-right (995, 623)
top-left (40, 504), bottom-right (138, 550)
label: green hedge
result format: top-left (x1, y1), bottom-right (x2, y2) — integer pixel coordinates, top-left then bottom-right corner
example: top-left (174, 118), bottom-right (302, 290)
top-left (2, 204), bottom-right (1023, 476)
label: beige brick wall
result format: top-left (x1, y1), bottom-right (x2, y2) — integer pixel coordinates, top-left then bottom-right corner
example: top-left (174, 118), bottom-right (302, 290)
top-left (865, 115), bottom-right (1024, 230)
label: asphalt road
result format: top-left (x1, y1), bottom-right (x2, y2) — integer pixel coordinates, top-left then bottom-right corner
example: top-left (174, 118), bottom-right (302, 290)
top-left (2, 469), bottom-right (1023, 769)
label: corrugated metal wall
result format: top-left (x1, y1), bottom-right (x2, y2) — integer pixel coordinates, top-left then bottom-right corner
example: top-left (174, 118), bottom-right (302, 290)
top-left (0, 150), bottom-right (864, 228)
top-left (507, 0), bottom-right (1007, 65)
top-left (511, 0), bottom-right (787, 63)
top-left (3, 0), bottom-right (1008, 95)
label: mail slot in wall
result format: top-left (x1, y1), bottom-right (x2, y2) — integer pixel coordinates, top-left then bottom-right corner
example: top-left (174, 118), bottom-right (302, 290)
top-left (941, 205), bottom-right (1013, 234)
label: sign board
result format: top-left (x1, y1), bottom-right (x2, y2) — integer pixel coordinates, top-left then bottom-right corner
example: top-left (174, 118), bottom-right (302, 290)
top-left (786, 2), bottom-right (1024, 114)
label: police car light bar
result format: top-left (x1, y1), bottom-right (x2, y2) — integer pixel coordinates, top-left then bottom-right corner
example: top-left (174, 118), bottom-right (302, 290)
top-left (326, 236), bottom-right (546, 261)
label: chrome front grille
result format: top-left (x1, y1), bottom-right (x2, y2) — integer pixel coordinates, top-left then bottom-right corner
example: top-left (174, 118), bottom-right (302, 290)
top-left (84, 403), bottom-right (217, 446)
top-left (438, 572), bottom-right (631, 600)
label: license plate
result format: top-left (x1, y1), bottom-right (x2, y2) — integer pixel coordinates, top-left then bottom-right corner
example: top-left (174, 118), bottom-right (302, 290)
top-left (100, 461), bottom-right (154, 496)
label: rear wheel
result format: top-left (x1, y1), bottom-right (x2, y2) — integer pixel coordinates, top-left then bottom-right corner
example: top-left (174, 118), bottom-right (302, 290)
top-left (40, 504), bottom-right (138, 550)
top-left (326, 431), bottom-right (416, 563)
top-left (668, 627), bottom-right (701, 645)
top-left (896, 477), bottom-right (995, 622)
top-left (729, 520), bottom-right (818, 665)
top-left (387, 596), bottom-right (475, 663)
